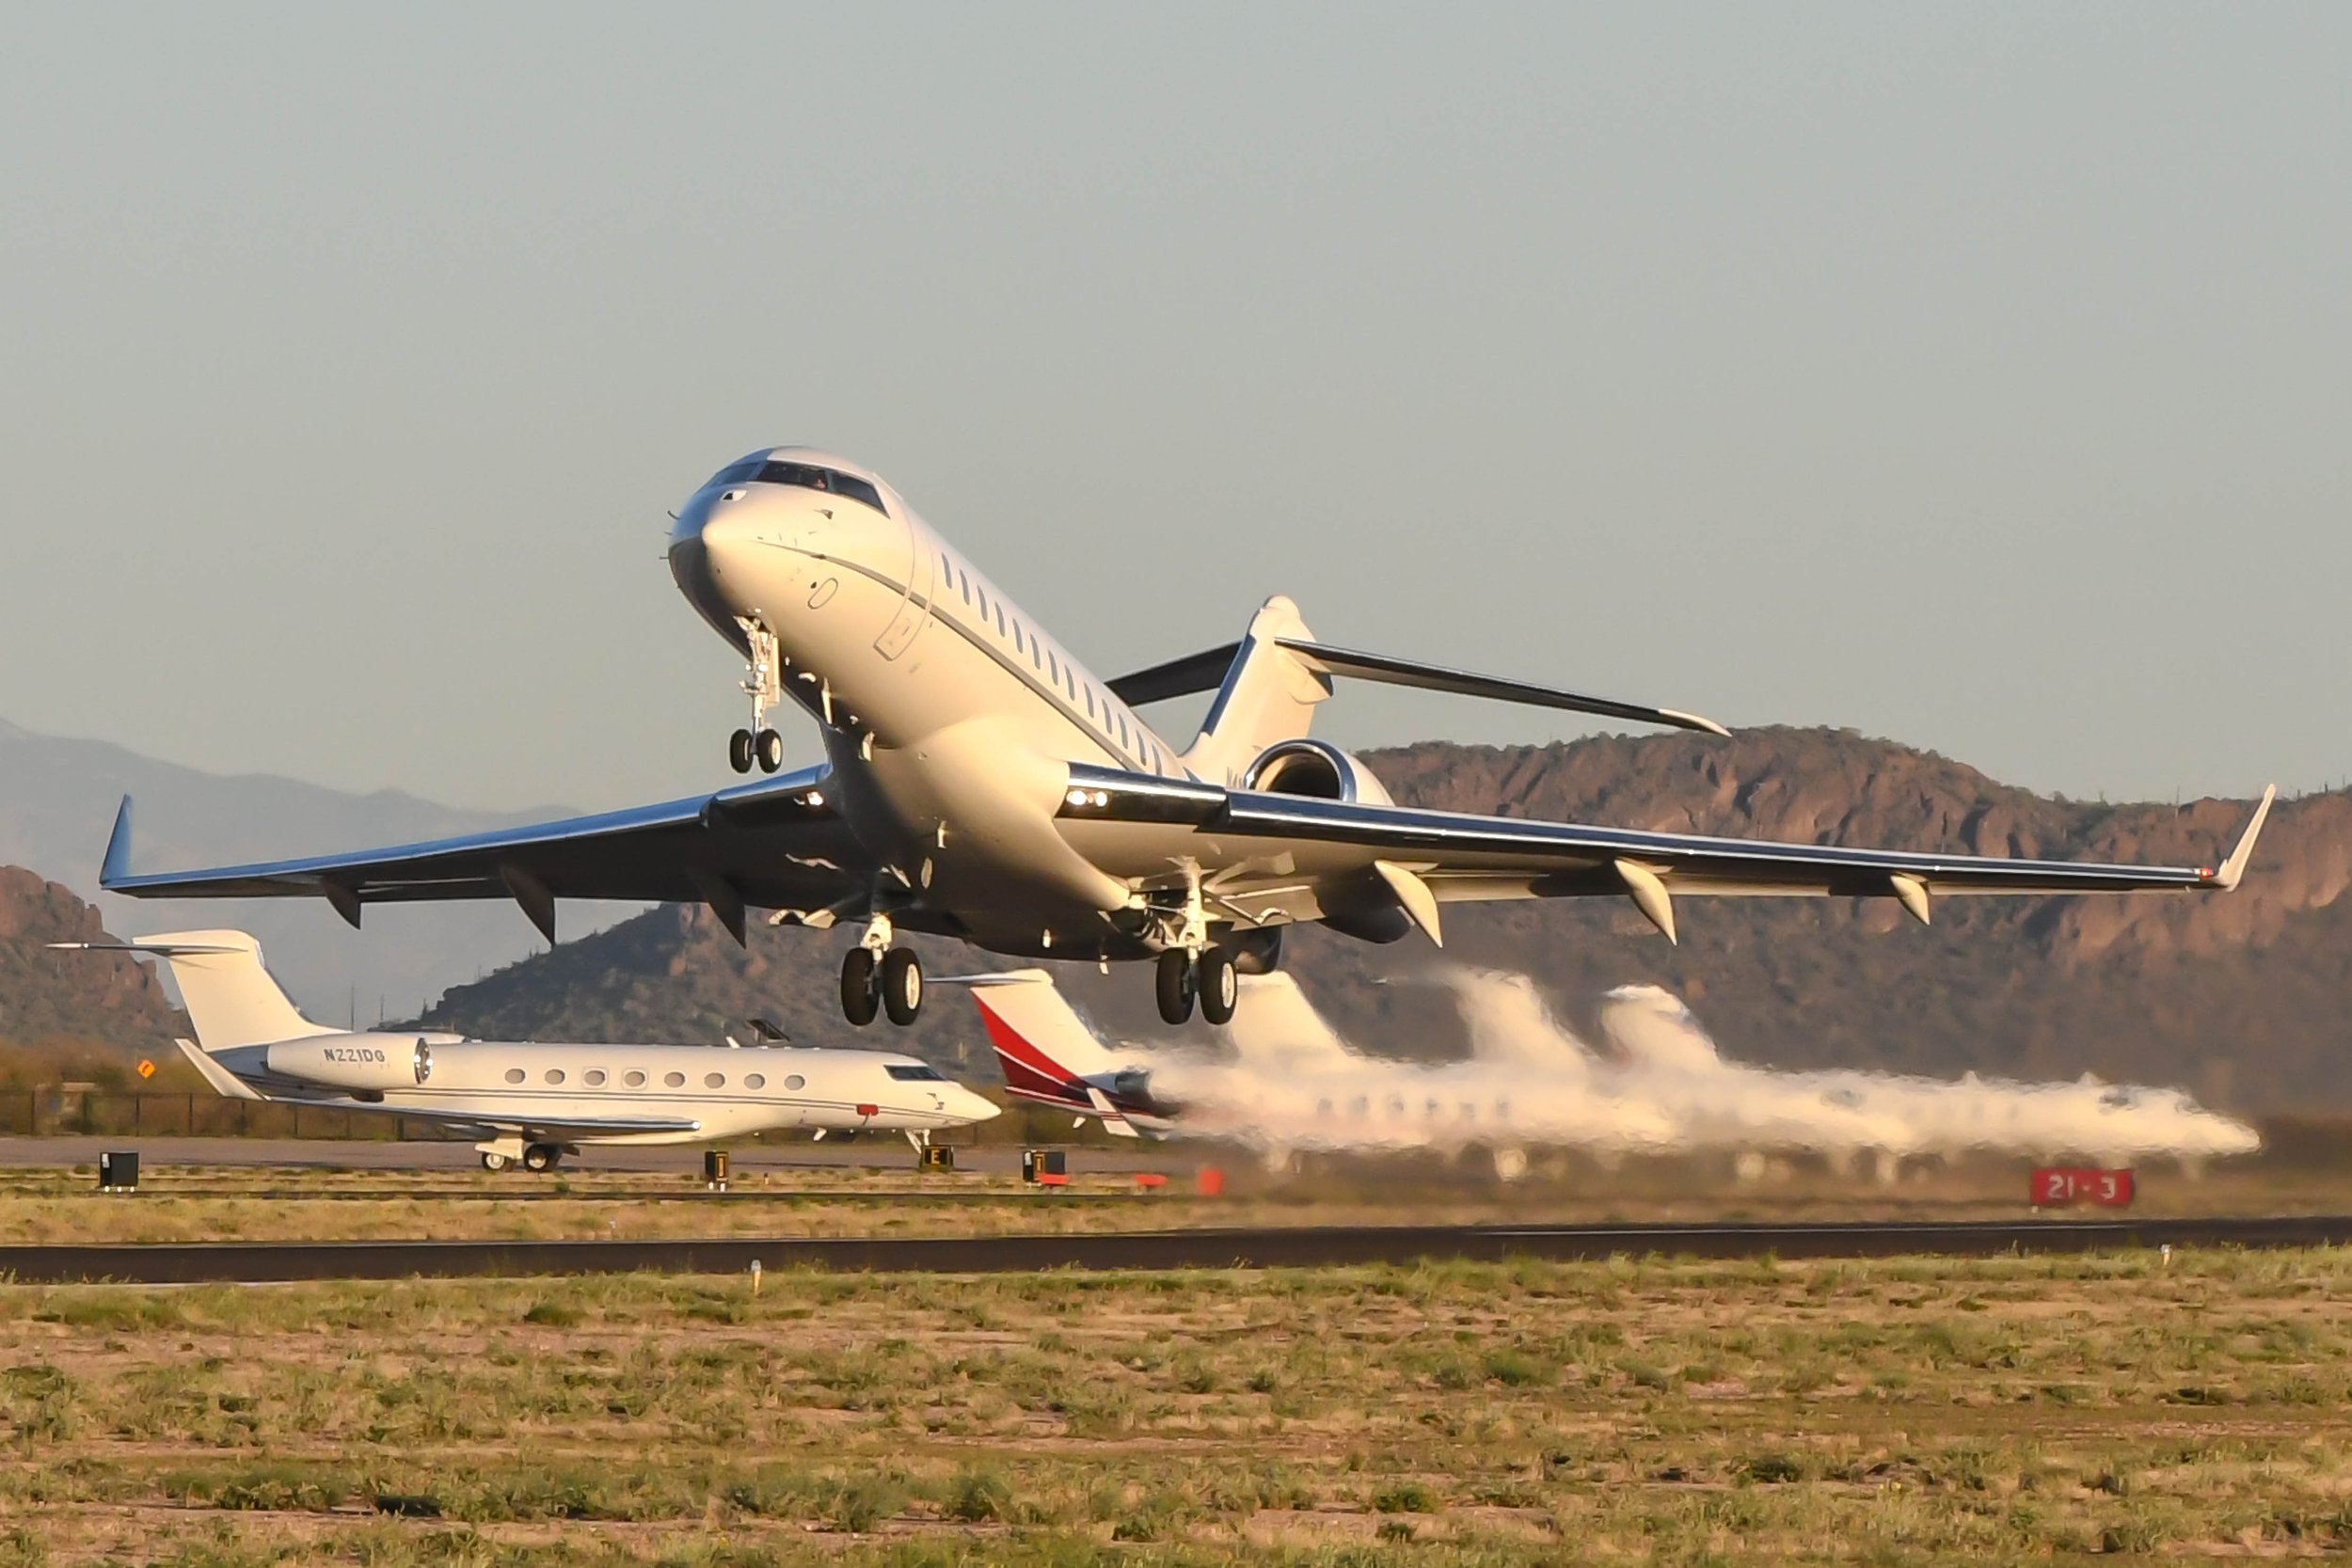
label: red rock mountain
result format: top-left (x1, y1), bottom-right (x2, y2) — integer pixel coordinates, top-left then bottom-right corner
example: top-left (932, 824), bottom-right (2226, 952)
top-left (0, 866), bottom-right (186, 1052)
top-left (419, 728), bottom-right (2350, 1113)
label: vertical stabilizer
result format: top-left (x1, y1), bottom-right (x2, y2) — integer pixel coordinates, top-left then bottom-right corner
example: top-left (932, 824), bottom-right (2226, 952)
top-left (111, 932), bottom-right (329, 1051)
top-left (1181, 596), bottom-right (1333, 785)
top-left (966, 972), bottom-right (1122, 1098)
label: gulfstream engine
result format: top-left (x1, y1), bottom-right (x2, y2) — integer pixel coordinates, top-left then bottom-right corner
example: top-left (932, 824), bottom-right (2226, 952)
top-left (264, 1034), bottom-right (435, 1091)
top-left (1241, 739), bottom-right (1395, 806)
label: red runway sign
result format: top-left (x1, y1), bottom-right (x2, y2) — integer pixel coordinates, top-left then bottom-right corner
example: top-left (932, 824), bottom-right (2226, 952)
top-left (2030, 1167), bottom-right (2135, 1208)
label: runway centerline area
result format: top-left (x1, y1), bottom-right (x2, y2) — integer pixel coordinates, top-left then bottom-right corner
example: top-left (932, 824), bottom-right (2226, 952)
top-left (2, 1215), bottom-right (2346, 1285)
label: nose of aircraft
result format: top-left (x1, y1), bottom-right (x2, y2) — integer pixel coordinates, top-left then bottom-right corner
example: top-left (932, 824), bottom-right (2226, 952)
top-left (954, 1085), bottom-right (1005, 1124)
top-left (668, 496), bottom-right (763, 630)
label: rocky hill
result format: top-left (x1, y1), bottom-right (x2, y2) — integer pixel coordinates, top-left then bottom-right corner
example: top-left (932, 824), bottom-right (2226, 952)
top-left (0, 865), bottom-right (186, 1053)
top-left (418, 728), bottom-right (2352, 1112)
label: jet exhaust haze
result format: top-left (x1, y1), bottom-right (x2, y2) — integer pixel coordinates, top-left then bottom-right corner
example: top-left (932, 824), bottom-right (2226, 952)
top-left (994, 965), bottom-right (2261, 1169)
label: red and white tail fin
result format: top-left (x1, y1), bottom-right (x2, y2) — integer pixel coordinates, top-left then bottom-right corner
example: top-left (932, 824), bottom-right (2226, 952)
top-left (961, 971), bottom-right (1125, 1119)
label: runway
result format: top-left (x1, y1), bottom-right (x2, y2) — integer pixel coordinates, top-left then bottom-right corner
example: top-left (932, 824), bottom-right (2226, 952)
top-left (3, 1214), bottom-right (2346, 1285)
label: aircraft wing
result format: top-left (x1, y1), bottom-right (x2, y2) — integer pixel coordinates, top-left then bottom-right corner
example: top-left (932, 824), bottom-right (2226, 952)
top-left (97, 766), bottom-right (874, 943)
top-left (1058, 766), bottom-right (2276, 942)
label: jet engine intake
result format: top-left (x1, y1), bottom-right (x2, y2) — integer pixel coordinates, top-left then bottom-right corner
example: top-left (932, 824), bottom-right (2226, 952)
top-left (264, 1035), bottom-right (432, 1091)
top-left (1241, 740), bottom-right (1394, 806)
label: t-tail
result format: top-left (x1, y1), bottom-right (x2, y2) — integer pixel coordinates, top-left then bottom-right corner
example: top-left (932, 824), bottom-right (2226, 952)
top-left (49, 930), bottom-right (331, 1052)
top-left (1104, 595), bottom-right (1730, 789)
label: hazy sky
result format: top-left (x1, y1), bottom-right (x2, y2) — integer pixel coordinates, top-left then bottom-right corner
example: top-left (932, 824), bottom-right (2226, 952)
top-left (3, 5), bottom-right (2343, 816)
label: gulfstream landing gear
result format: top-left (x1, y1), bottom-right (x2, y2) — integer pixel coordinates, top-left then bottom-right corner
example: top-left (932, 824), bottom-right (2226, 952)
top-left (728, 618), bottom-right (785, 774)
top-left (840, 920), bottom-right (923, 1026)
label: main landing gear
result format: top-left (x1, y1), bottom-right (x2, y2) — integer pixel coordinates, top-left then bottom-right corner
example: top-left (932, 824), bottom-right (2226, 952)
top-left (479, 1141), bottom-right (563, 1174)
top-left (1155, 946), bottom-right (1237, 1027)
top-left (840, 920), bottom-right (923, 1026)
top-left (728, 617), bottom-right (785, 774)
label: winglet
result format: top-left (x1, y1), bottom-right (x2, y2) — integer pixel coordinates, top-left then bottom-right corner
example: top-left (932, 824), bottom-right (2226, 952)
top-left (100, 796), bottom-right (133, 889)
top-left (2210, 784), bottom-right (2276, 892)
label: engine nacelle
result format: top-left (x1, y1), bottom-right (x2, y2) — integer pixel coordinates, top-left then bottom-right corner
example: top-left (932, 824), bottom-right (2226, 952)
top-left (264, 1033), bottom-right (434, 1091)
top-left (1241, 739), bottom-right (1395, 806)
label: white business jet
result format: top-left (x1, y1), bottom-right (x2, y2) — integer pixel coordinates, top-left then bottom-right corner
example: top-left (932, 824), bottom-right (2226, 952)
top-left (54, 930), bottom-right (999, 1172)
top-left (100, 447), bottom-right (2275, 1032)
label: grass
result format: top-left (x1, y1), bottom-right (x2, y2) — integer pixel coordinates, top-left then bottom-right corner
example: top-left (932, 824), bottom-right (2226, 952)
top-left (0, 1248), bottom-right (2345, 1560)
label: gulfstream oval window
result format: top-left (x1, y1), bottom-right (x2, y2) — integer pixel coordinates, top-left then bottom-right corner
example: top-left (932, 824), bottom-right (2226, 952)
top-left (784, 1074), bottom-right (805, 1092)
top-left (544, 1069), bottom-right (565, 1085)
top-left (583, 1069), bottom-right (607, 1087)
top-left (744, 1072), bottom-right (766, 1090)
top-left (503, 1068), bottom-right (525, 1085)
top-left (663, 1071), bottom-right (685, 1088)
top-left (624, 1069), bottom-right (646, 1087)
top-left (704, 1071), bottom-right (726, 1089)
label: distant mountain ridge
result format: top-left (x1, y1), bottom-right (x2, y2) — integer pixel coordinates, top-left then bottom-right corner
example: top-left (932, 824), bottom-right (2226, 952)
top-left (417, 727), bottom-right (2352, 1114)
top-left (0, 718), bottom-right (634, 1019)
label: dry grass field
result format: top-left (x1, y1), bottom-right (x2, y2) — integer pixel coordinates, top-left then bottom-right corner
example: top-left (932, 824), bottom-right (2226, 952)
top-left (1, 1247), bottom-right (2350, 1564)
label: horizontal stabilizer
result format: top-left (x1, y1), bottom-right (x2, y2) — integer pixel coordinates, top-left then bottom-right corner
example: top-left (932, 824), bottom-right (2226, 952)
top-left (1105, 638), bottom-right (1727, 736)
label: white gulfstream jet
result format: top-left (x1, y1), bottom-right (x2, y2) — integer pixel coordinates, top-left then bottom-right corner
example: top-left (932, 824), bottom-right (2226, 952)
top-left (53, 931), bottom-right (999, 1172)
top-left (99, 447), bottom-right (2277, 1032)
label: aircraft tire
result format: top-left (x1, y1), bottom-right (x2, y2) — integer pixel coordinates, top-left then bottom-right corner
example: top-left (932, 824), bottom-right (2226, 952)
top-left (728, 729), bottom-right (755, 773)
top-left (840, 948), bottom-right (880, 1026)
top-left (1154, 949), bottom-right (1195, 1025)
top-left (755, 729), bottom-right (784, 773)
top-left (1199, 948), bottom-right (1238, 1025)
top-left (523, 1143), bottom-right (560, 1173)
top-left (881, 947), bottom-right (923, 1025)
top-left (480, 1151), bottom-right (511, 1173)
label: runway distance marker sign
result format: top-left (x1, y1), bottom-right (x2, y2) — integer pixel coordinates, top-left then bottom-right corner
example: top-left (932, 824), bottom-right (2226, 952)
top-left (2031, 1167), bottom-right (2135, 1208)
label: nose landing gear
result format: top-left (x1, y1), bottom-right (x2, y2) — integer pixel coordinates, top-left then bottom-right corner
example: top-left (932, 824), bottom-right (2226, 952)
top-left (728, 618), bottom-right (786, 774)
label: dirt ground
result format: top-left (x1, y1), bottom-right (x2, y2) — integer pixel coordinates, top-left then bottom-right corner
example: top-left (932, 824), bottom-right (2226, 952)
top-left (2, 1247), bottom-right (2352, 1563)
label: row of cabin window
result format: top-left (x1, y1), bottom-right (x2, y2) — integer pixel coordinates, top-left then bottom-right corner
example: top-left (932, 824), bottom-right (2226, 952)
top-left (941, 553), bottom-right (1165, 773)
top-left (502, 1066), bottom-right (805, 1091)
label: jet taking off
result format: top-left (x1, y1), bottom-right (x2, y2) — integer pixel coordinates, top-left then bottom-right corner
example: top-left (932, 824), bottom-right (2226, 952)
top-left (101, 447), bottom-right (2277, 1031)
top-left (54, 931), bottom-right (999, 1171)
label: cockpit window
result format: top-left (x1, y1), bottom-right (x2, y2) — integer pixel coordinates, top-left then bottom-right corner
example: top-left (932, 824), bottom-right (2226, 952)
top-left (885, 1063), bottom-right (946, 1082)
top-left (710, 458), bottom-right (765, 487)
top-left (831, 473), bottom-right (887, 514)
top-left (755, 461), bottom-right (888, 515)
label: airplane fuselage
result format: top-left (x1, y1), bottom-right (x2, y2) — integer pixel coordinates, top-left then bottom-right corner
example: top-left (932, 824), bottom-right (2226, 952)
top-left (670, 449), bottom-right (1194, 957)
top-left (215, 1033), bottom-right (992, 1143)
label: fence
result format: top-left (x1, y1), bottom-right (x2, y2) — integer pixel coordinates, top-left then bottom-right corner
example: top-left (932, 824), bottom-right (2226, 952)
top-left (0, 1093), bottom-right (415, 1140)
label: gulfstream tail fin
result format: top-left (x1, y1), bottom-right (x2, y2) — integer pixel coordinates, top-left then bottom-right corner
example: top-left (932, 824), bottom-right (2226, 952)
top-left (51, 930), bottom-right (329, 1051)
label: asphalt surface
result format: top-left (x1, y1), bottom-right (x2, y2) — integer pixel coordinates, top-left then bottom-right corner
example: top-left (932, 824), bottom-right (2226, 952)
top-left (3, 1215), bottom-right (2347, 1285)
